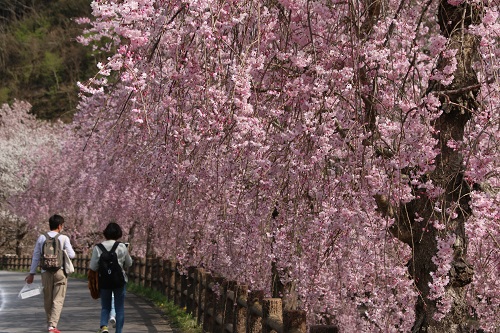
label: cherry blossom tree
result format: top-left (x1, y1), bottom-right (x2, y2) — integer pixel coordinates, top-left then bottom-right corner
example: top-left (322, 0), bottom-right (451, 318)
top-left (0, 100), bottom-right (63, 255)
top-left (12, 0), bottom-right (499, 331)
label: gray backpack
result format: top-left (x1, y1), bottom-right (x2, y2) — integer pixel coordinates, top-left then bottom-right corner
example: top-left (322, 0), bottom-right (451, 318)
top-left (41, 233), bottom-right (63, 271)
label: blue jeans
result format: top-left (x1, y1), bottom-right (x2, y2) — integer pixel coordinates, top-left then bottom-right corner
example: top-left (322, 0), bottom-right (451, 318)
top-left (100, 285), bottom-right (125, 333)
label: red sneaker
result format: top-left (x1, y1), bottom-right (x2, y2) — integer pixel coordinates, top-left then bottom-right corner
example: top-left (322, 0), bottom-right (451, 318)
top-left (48, 327), bottom-right (61, 333)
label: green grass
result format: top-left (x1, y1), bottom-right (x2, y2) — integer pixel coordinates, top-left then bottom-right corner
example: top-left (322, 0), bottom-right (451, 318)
top-left (126, 282), bottom-right (202, 333)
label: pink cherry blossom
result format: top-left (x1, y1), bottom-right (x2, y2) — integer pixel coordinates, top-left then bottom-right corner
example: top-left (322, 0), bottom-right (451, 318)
top-left (9, 0), bottom-right (500, 331)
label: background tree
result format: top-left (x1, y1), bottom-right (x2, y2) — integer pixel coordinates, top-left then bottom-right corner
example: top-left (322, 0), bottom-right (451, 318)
top-left (11, 0), bottom-right (499, 332)
top-left (0, 100), bottom-right (63, 255)
top-left (0, 0), bottom-right (97, 121)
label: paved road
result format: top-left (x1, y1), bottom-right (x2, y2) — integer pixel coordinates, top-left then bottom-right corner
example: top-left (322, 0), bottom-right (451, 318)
top-left (0, 271), bottom-right (175, 333)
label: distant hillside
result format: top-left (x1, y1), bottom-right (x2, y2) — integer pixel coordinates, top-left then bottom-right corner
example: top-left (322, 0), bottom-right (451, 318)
top-left (0, 0), bottom-right (100, 122)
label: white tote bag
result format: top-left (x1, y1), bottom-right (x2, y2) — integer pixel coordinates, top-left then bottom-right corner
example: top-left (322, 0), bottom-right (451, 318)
top-left (63, 250), bottom-right (75, 274)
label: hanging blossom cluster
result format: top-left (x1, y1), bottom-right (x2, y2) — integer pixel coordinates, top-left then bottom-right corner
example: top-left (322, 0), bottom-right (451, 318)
top-left (10, 0), bottom-right (500, 331)
top-left (461, 6), bottom-right (500, 331)
top-left (462, 70), bottom-right (500, 331)
top-left (428, 235), bottom-right (456, 321)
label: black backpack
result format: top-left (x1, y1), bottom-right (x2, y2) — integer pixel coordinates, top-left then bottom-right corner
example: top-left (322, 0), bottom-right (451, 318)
top-left (41, 233), bottom-right (63, 271)
top-left (97, 242), bottom-right (125, 289)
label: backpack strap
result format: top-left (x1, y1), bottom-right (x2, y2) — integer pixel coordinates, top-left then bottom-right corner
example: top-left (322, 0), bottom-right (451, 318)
top-left (110, 241), bottom-right (120, 254)
top-left (97, 243), bottom-right (108, 254)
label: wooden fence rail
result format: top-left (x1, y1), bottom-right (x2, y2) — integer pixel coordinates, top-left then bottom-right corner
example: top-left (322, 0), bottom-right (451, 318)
top-left (1, 255), bottom-right (338, 333)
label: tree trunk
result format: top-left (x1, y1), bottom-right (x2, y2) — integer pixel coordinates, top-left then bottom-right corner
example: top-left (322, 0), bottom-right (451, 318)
top-left (270, 207), bottom-right (299, 311)
top-left (390, 2), bottom-right (481, 331)
top-left (15, 225), bottom-right (27, 256)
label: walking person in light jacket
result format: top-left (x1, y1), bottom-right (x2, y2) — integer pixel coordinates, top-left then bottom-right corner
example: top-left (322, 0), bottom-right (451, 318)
top-left (89, 222), bottom-right (132, 333)
top-left (25, 214), bottom-right (76, 333)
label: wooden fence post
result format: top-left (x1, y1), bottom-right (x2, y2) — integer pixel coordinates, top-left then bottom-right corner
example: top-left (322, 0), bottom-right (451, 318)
top-left (223, 280), bottom-right (237, 331)
top-left (139, 257), bottom-right (146, 286)
top-left (145, 257), bottom-right (152, 288)
top-left (132, 256), bottom-right (140, 284)
top-left (166, 260), bottom-right (176, 301)
top-left (74, 255), bottom-right (80, 275)
top-left (283, 310), bottom-right (307, 333)
top-left (174, 261), bottom-right (182, 305)
top-left (80, 254), bottom-right (91, 275)
top-left (14, 256), bottom-right (19, 270)
top-left (233, 284), bottom-right (248, 333)
top-left (162, 259), bottom-right (170, 298)
top-left (247, 290), bottom-right (264, 333)
top-left (22, 256), bottom-right (30, 270)
top-left (87, 254), bottom-right (91, 274)
top-left (186, 266), bottom-right (196, 315)
top-left (262, 298), bottom-right (282, 333)
top-left (197, 268), bottom-right (207, 326)
top-left (212, 276), bottom-right (226, 332)
top-left (180, 267), bottom-right (189, 309)
top-left (203, 273), bottom-right (215, 332)
top-left (156, 258), bottom-right (165, 294)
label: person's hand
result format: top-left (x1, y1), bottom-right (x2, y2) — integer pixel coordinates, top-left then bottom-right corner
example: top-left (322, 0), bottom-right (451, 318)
top-left (25, 274), bottom-right (34, 284)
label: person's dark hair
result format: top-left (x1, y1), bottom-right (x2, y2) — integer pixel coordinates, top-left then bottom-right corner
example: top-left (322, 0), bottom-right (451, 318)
top-left (103, 222), bottom-right (123, 240)
top-left (49, 214), bottom-right (65, 230)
